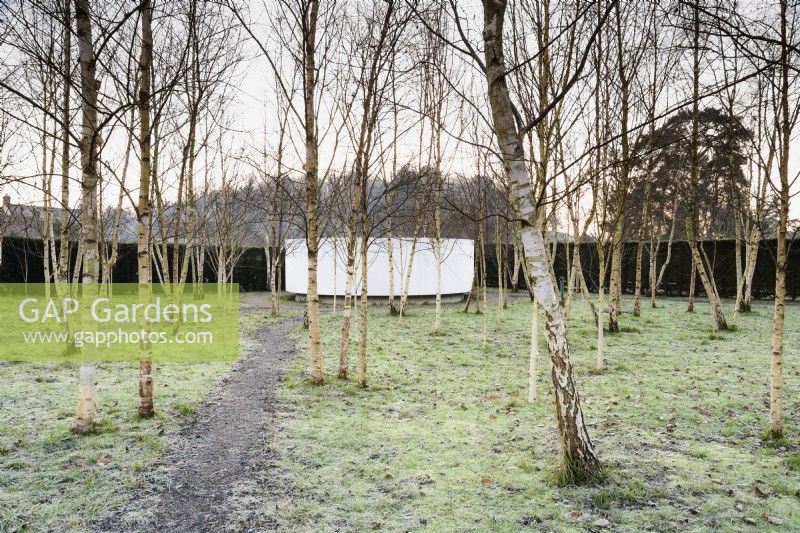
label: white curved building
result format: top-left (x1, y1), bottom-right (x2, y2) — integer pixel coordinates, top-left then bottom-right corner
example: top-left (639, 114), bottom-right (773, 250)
top-left (285, 238), bottom-right (474, 297)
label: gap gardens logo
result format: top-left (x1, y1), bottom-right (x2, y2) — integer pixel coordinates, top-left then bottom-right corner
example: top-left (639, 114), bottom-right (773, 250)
top-left (0, 283), bottom-right (239, 362)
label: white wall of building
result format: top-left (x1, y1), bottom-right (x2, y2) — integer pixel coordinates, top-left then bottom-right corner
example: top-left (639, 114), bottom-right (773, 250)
top-left (285, 238), bottom-right (474, 296)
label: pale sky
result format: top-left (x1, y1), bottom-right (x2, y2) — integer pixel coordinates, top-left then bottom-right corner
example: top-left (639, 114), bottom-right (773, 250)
top-left (2, 0), bottom-right (799, 225)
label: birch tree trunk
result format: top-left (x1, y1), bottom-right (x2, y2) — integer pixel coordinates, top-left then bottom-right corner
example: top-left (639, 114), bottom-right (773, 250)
top-left (304, 0), bottom-right (324, 384)
top-left (481, 0), bottom-right (599, 478)
top-left (648, 239), bottom-right (659, 307)
top-left (687, 259), bottom-right (696, 312)
top-left (511, 243), bottom-right (521, 292)
top-left (338, 188), bottom-right (361, 378)
top-left (596, 245), bottom-right (606, 371)
top-left (137, 0), bottom-right (155, 418)
top-left (733, 201), bottom-right (744, 316)
top-left (607, 223), bottom-right (622, 333)
top-left (653, 200), bottom-right (678, 306)
top-left (769, 0), bottom-right (792, 437)
top-left (478, 190), bottom-right (488, 348)
top-left (357, 191), bottom-right (369, 388)
top-left (633, 178), bottom-right (651, 317)
top-left (633, 241), bottom-right (644, 317)
top-left (742, 225), bottom-right (760, 312)
top-left (58, 0), bottom-right (71, 287)
top-left (685, 0), bottom-right (727, 330)
top-left (73, 0), bottom-right (101, 434)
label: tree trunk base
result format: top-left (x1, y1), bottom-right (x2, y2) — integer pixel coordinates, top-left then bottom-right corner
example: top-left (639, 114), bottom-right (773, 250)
top-left (556, 458), bottom-right (604, 486)
top-left (71, 419), bottom-right (95, 434)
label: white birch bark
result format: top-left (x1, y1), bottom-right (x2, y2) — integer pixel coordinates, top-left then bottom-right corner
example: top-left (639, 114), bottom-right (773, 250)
top-left (481, 0), bottom-right (599, 475)
top-left (73, 0), bottom-right (101, 434)
top-left (137, 0), bottom-right (154, 418)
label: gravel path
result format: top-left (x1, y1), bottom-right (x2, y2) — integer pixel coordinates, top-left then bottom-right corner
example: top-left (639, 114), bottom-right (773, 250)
top-left (95, 316), bottom-right (298, 532)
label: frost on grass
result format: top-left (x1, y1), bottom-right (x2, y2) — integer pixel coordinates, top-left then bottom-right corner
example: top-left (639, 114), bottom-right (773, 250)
top-left (0, 355), bottom-right (232, 531)
top-left (269, 296), bottom-right (800, 531)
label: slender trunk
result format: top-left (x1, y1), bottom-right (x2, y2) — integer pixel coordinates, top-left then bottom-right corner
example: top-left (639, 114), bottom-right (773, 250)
top-left (607, 2), bottom-right (632, 334)
top-left (633, 240), bottom-right (644, 317)
top-left (136, 0), bottom-right (155, 418)
top-left (305, 0), bottom-right (323, 384)
top-left (633, 178), bottom-right (651, 317)
top-left (339, 234), bottom-right (358, 378)
top-left (478, 194), bottom-right (488, 348)
top-left (596, 247), bottom-right (606, 370)
top-left (270, 245), bottom-right (281, 316)
top-left (687, 260), bottom-right (696, 312)
top-left (398, 173), bottom-right (427, 319)
top-left (576, 252), bottom-right (599, 325)
top-left (464, 252), bottom-right (476, 313)
top-left (770, 185), bottom-right (788, 436)
top-left (648, 238), bottom-right (659, 308)
top-left (565, 244), bottom-right (576, 318)
top-left (358, 189), bottom-right (369, 388)
top-left (686, 0), bottom-right (727, 329)
top-left (433, 174), bottom-right (443, 332)
top-left (398, 236), bottom-right (418, 318)
top-left (387, 210), bottom-right (396, 315)
top-left (742, 225), bottom-right (760, 311)
top-left (511, 242), bottom-right (521, 292)
top-left (482, 0), bottom-right (599, 477)
top-left (734, 202), bottom-right (744, 316)
top-left (331, 240), bottom-right (337, 314)
top-left (769, 0), bottom-right (791, 437)
top-left (58, 0), bottom-right (71, 286)
top-left (73, 0), bottom-right (101, 434)
top-left (653, 202), bottom-right (678, 302)
top-left (607, 222), bottom-right (622, 332)
top-left (495, 224), bottom-right (503, 311)
top-left (42, 118), bottom-right (53, 291)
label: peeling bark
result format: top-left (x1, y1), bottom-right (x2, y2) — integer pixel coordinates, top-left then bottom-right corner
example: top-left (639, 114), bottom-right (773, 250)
top-left (73, 0), bottom-right (101, 434)
top-left (137, 0), bottom-right (155, 418)
top-left (481, 0), bottom-right (599, 477)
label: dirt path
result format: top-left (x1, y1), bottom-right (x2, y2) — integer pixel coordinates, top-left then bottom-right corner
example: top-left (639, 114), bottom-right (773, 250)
top-left (95, 315), bottom-right (298, 532)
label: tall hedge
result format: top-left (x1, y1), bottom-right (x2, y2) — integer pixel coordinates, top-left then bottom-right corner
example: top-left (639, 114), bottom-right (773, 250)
top-left (487, 238), bottom-right (799, 299)
top-left (1, 236), bottom-right (795, 298)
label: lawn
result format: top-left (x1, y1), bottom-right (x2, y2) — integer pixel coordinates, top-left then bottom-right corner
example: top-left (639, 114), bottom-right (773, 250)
top-left (261, 295), bottom-right (800, 532)
top-left (0, 309), bottom-right (271, 532)
top-left (2, 293), bottom-right (799, 532)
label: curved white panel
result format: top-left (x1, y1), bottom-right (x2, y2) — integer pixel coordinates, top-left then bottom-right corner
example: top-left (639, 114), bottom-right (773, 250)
top-left (284, 238), bottom-right (474, 296)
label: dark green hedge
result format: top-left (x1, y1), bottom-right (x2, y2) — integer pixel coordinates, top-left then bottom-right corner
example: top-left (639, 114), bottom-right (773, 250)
top-left (0, 237), bottom-right (278, 292)
top-left (488, 238), bottom-right (799, 299)
top-left (2, 236), bottom-right (796, 299)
